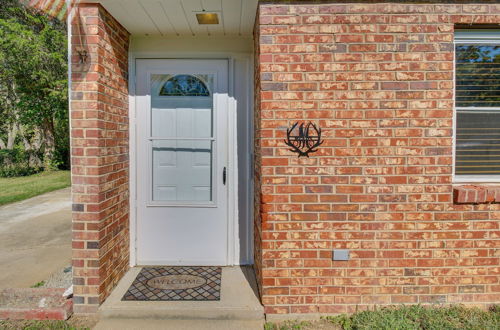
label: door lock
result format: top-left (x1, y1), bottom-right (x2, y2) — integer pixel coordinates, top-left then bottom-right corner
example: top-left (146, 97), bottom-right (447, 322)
top-left (223, 167), bottom-right (227, 185)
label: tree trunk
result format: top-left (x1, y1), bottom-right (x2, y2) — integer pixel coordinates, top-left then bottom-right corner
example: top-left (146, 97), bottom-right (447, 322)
top-left (22, 127), bottom-right (42, 167)
top-left (6, 122), bottom-right (17, 149)
top-left (0, 122), bottom-right (18, 150)
top-left (42, 118), bottom-right (56, 170)
top-left (0, 123), bottom-right (18, 165)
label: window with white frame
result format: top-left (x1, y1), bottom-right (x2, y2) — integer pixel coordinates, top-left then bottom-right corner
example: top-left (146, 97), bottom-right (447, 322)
top-left (455, 30), bottom-right (500, 181)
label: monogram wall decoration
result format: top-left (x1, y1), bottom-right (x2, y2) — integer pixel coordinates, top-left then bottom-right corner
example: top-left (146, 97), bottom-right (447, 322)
top-left (284, 122), bottom-right (324, 158)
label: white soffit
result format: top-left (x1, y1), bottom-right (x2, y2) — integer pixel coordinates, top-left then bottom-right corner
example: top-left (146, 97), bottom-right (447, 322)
top-left (94, 0), bottom-right (258, 37)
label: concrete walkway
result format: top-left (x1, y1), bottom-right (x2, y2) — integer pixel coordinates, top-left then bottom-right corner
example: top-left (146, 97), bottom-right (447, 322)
top-left (94, 319), bottom-right (264, 330)
top-left (0, 188), bottom-right (72, 289)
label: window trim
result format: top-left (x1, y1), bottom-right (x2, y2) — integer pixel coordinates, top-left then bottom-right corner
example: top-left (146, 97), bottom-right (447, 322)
top-left (453, 30), bottom-right (500, 183)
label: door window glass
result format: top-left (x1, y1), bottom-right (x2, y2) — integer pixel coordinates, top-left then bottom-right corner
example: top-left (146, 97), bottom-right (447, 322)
top-left (150, 74), bottom-right (215, 202)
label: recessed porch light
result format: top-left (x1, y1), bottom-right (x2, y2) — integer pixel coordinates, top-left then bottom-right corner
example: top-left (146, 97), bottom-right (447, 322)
top-left (196, 12), bottom-right (219, 25)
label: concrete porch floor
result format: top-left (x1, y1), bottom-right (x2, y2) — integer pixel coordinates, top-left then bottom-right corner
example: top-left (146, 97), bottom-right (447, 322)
top-left (96, 266), bottom-right (264, 329)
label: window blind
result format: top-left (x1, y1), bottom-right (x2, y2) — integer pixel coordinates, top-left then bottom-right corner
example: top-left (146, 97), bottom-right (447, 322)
top-left (455, 36), bottom-right (500, 176)
top-left (456, 45), bottom-right (500, 108)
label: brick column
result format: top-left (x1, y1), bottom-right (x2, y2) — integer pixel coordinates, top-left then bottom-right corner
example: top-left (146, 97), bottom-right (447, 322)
top-left (70, 4), bottom-right (130, 313)
top-left (253, 7), bottom-right (264, 300)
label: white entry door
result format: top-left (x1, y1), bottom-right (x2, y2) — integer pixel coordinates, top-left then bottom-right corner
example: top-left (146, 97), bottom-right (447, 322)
top-left (136, 59), bottom-right (229, 265)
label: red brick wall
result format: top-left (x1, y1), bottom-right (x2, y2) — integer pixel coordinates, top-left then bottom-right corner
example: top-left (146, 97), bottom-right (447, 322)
top-left (70, 4), bottom-right (129, 313)
top-left (255, 2), bottom-right (500, 316)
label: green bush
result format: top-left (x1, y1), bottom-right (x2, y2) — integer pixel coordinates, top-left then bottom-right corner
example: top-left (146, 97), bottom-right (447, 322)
top-left (0, 146), bottom-right (44, 177)
top-left (0, 164), bottom-right (42, 177)
top-left (0, 147), bottom-right (25, 165)
top-left (0, 146), bottom-right (40, 164)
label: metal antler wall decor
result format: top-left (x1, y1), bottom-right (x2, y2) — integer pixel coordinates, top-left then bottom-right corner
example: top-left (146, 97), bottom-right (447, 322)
top-left (284, 122), bottom-right (324, 158)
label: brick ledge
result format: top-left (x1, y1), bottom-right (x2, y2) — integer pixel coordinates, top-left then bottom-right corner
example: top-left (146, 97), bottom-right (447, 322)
top-left (453, 185), bottom-right (500, 204)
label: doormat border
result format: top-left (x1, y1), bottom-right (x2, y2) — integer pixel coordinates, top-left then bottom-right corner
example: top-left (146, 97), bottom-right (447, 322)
top-left (122, 266), bottom-right (222, 301)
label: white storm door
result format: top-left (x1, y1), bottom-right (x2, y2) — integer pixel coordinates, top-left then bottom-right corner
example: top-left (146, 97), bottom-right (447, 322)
top-left (136, 59), bottom-right (229, 265)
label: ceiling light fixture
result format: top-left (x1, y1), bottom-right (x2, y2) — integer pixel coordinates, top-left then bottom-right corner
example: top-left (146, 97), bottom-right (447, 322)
top-left (196, 12), bottom-right (219, 25)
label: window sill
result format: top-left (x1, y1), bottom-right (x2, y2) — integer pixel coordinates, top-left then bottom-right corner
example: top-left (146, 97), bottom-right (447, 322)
top-left (453, 185), bottom-right (500, 204)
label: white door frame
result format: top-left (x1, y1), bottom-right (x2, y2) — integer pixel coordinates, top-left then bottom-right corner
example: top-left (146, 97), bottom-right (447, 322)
top-left (128, 50), bottom-right (253, 266)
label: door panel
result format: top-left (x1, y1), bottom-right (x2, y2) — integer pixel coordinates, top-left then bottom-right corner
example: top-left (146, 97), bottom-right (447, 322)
top-left (152, 139), bottom-right (213, 202)
top-left (136, 59), bottom-right (228, 265)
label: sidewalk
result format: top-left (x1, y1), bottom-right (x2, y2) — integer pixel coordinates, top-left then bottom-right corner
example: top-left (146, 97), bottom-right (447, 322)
top-left (0, 188), bottom-right (72, 288)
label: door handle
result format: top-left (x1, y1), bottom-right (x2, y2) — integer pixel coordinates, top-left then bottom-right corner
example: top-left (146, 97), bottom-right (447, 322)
top-left (223, 167), bottom-right (227, 185)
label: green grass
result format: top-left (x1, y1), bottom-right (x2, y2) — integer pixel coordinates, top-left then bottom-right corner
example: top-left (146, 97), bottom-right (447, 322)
top-left (327, 304), bottom-right (500, 330)
top-left (0, 320), bottom-right (86, 330)
top-left (0, 316), bottom-right (96, 329)
top-left (265, 305), bottom-right (500, 330)
top-left (264, 320), bottom-right (313, 330)
top-left (30, 280), bottom-right (45, 288)
top-left (0, 171), bottom-right (71, 206)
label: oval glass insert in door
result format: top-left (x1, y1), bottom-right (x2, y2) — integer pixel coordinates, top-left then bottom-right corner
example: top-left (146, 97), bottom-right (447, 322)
top-left (150, 74), bottom-right (215, 203)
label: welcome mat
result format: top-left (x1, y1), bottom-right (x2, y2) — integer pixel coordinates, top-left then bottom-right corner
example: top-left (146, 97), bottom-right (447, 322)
top-left (122, 266), bottom-right (221, 301)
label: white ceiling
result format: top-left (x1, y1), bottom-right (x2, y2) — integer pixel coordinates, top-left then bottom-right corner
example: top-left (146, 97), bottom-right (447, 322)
top-left (94, 0), bottom-right (258, 37)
